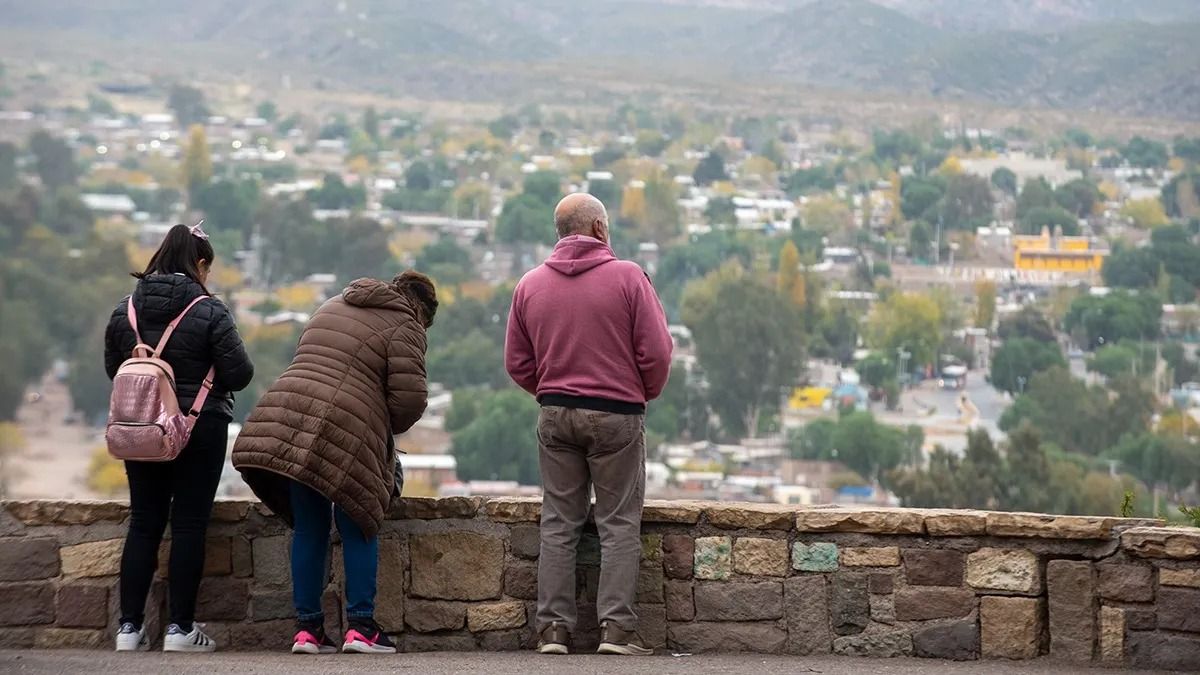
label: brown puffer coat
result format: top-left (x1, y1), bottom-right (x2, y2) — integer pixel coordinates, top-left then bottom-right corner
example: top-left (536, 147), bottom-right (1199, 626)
top-left (232, 278), bottom-right (429, 537)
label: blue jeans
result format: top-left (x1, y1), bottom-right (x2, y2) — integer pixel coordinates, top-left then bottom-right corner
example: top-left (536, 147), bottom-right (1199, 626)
top-left (290, 481), bottom-right (378, 623)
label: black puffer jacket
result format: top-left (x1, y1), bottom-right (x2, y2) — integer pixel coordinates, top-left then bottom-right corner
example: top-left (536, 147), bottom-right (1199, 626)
top-left (104, 274), bottom-right (254, 421)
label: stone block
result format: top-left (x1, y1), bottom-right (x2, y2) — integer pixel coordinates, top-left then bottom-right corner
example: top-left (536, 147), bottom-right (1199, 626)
top-left (980, 596), bottom-right (1043, 660)
top-left (5, 500), bottom-right (128, 526)
top-left (668, 622), bottom-right (787, 654)
top-left (913, 620), bottom-right (979, 661)
top-left (693, 536), bottom-right (732, 581)
top-left (985, 512), bottom-right (1116, 540)
top-left (966, 548), bottom-right (1040, 594)
top-left (0, 628), bottom-right (36, 648)
top-left (706, 503), bottom-right (793, 530)
top-left (226, 619), bottom-right (293, 651)
top-left (0, 582), bottom-right (55, 625)
top-left (1047, 559), bottom-right (1096, 662)
top-left (638, 603), bottom-right (667, 649)
top-left (792, 542), bottom-right (838, 573)
top-left (209, 500), bottom-right (252, 522)
top-left (231, 536), bottom-right (253, 578)
top-left (732, 538), bottom-right (789, 577)
top-left (641, 534), bottom-right (663, 567)
top-left (60, 539), bottom-right (123, 578)
top-left (694, 581), bottom-right (782, 621)
top-left (479, 630), bottom-right (523, 651)
top-left (832, 630), bottom-right (913, 657)
top-left (376, 537), bottom-right (405, 629)
top-left (870, 594), bottom-right (896, 625)
top-left (784, 576), bottom-right (830, 655)
top-left (251, 535), bottom-right (291, 588)
top-left (402, 633), bottom-right (478, 652)
top-left (643, 500), bottom-right (704, 524)
top-left (1128, 631), bottom-right (1200, 671)
top-left (467, 601), bottom-right (526, 632)
top-left (390, 496), bottom-right (481, 520)
top-left (1125, 608), bottom-right (1155, 631)
top-left (34, 627), bottom-right (106, 649)
top-left (203, 537), bottom-right (233, 576)
top-left (903, 549), bottom-right (964, 586)
top-left (509, 525), bottom-right (540, 560)
top-left (410, 532), bottom-right (504, 601)
top-left (665, 580), bottom-right (694, 621)
top-left (1099, 606), bottom-right (1124, 664)
top-left (484, 498), bottom-right (541, 523)
top-left (663, 535), bottom-right (694, 579)
top-left (1160, 567), bottom-right (1200, 589)
top-left (405, 600), bottom-right (466, 632)
top-left (504, 562), bottom-right (537, 600)
top-left (195, 577), bottom-right (249, 621)
top-left (250, 590), bottom-right (293, 621)
top-left (924, 510), bottom-right (988, 536)
top-left (1097, 563), bottom-right (1153, 602)
top-left (796, 508), bottom-right (924, 534)
top-left (577, 533), bottom-right (601, 567)
top-left (0, 537), bottom-right (59, 581)
top-left (841, 547), bottom-right (900, 567)
top-left (868, 572), bottom-right (895, 595)
top-left (1158, 586), bottom-right (1200, 633)
top-left (54, 584), bottom-right (108, 628)
top-left (636, 567), bottom-right (664, 604)
top-left (1120, 526), bottom-right (1200, 559)
top-left (830, 573), bottom-right (869, 636)
top-left (894, 587), bottom-right (974, 621)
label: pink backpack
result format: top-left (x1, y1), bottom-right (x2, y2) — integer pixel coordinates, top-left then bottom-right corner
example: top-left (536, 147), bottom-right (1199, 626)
top-left (105, 295), bottom-right (216, 462)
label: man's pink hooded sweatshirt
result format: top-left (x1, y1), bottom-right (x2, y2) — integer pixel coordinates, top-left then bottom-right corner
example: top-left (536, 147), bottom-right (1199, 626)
top-left (505, 235), bottom-right (673, 411)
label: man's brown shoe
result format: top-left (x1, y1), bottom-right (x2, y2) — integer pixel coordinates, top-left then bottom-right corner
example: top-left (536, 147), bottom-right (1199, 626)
top-left (537, 621), bottom-right (570, 655)
top-left (597, 621), bottom-right (653, 655)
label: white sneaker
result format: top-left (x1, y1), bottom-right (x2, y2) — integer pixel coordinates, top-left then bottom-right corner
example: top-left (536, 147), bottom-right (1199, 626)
top-left (115, 622), bottom-right (149, 652)
top-left (163, 623), bottom-right (217, 653)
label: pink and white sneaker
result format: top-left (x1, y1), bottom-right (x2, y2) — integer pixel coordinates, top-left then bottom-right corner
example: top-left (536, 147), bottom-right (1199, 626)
top-left (342, 619), bottom-right (397, 654)
top-left (291, 625), bottom-right (338, 655)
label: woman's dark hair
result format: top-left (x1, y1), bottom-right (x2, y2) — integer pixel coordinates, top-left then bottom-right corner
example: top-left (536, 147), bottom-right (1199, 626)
top-left (134, 224), bottom-right (215, 292)
top-left (392, 270), bottom-right (438, 328)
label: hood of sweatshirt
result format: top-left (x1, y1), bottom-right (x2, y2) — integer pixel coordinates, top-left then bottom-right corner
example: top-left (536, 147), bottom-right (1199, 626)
top-left (543, 235), bottom-right (616, 277)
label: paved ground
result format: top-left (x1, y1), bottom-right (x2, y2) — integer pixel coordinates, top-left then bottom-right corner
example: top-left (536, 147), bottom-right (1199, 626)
top-left (0, 651), bottom-right (1152, 675)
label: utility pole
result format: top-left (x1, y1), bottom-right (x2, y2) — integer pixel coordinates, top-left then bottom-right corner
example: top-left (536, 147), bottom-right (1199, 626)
top-left (934, 214), bottom-right (943, 266)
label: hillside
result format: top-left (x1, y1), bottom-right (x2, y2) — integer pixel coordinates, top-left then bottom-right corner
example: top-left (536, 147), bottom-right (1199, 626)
top-left (0, 0), bottom-right (1197, 120)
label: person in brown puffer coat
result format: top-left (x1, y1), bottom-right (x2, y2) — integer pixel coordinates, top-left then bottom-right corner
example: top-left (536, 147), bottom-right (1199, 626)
top-left (232, 271), bottom-right (436, 655)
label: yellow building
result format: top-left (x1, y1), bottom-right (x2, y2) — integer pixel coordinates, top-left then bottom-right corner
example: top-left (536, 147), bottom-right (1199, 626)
top-left (1012, 227), bottom-right (1106, 273)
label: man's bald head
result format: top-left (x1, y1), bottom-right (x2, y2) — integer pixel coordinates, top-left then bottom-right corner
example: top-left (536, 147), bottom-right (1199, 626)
top-left (554, 193), bottom-right (609, 241)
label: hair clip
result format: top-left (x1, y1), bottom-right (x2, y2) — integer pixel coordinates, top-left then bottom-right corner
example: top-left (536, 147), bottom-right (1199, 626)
top-left (189, 219), bottom-right (210, 241)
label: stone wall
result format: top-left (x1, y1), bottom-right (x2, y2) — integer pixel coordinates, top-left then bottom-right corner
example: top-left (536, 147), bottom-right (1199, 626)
top-left (1, 498), bottom-right (1198, 668)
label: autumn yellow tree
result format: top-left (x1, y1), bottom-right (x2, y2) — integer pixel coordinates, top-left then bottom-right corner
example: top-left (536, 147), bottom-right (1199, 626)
top-left (1121, 198), bottom-right (1169, 228)
top-left (776, 239), bottom-right (807, 308)
top-left (620, 182), bottom-right (647, 224)
top-left (975, 280), bottom-right (997, 331)
top-left (866, 292), bottom-right (943, 367)
top-left (180, 124), bottom-right (212, 201)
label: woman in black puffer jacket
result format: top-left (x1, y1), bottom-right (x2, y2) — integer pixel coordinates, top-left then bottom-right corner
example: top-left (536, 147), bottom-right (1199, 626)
top-left (103, 223), bottom-right (254, 653)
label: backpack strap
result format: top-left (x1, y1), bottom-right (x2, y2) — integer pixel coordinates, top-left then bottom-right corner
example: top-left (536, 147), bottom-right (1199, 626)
top-left (187, 366), bottom-right (217, 420)
top-left (126, 297), bottom-right (154, 358)
top-left (152, 295), bottom-right (211, 358)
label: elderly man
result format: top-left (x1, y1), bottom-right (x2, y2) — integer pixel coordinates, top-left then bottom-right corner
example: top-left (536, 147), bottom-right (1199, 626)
top-left (505, 193), bottom-right (673, 655)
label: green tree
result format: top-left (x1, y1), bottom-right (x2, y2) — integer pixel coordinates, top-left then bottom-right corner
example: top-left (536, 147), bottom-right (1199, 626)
top-left (1055, 178), bottom-right (1101, 218)
top-left (522, 170), bottom-right (562, 207)
top-left (682, 271), bottom-right (803, 438)
top-left (692, 152), bottom-right (727, 187)
top-left (939, 173), bottom-right (994, 230)
top-left (908, 220), bottom-right (934, 261)
top-left (416, 235), bottom-right (472, 288)
top-left (495, 194), bottom-right (555, 245)
top-left (0, 141), bottom-right (17, 190)
top-left (990, 167), bottom-right (1017, 196)
top-left (1102, 247), bottom-right (1161, 289)
top-left (635, 130), bottom-right (669, 158)
top-left (362, 106), bottom-right (380, 142)
top-left (1121, 136), bottom-right (1169, 169)
top-left (997, 306), bottom-right (1056, 343)
top-left (428, 330), bottom-right (504, 388)
top-left (790, 412), bottom-right (919, 485)
top-left (975, 281), bottom-right (997, 330)
top-left (194, 178), bottom-right (260, 242)
top-left (1020, 205), bottom-right (1079, 236)
top-left (308, 173), bottom-right (365, 210)
top-left (66, 319), bottom-right (111, 423)
top-left (1087, 343), bottom-right (1154, 379)
top-left (167, 84), bottom-right (210, 128)
top-left (705, 197), bottom-right (736, 228)
top-left (990, 337), bottom-right (1065, 394)
top-left (642, 173), bottom-right (681, 245)
top-left (255, 100), bottom-right (278, 122)
top-left (452, 389), bottom-right (540, 484)
top-left (1064, 291), bottom-right (1161, 349)
top-left (587, 178), bottom-right (620, 213)
top-left (28, 131), bottom-right (78, 190)
top-left (1016, 177), bottom-right (1055, 219)
top-left (901, 177), bottom-right (944, 221)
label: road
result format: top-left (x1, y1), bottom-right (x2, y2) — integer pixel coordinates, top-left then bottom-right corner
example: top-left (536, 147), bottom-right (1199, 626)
top-left (0, 650), bottom-right (1155, 675)
top-left (887, 373), bottom-right (1009, 455)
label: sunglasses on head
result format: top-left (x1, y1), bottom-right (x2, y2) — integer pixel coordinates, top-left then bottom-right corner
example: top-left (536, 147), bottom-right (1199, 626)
top-left (190, 219), bottom-right (210, 241)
